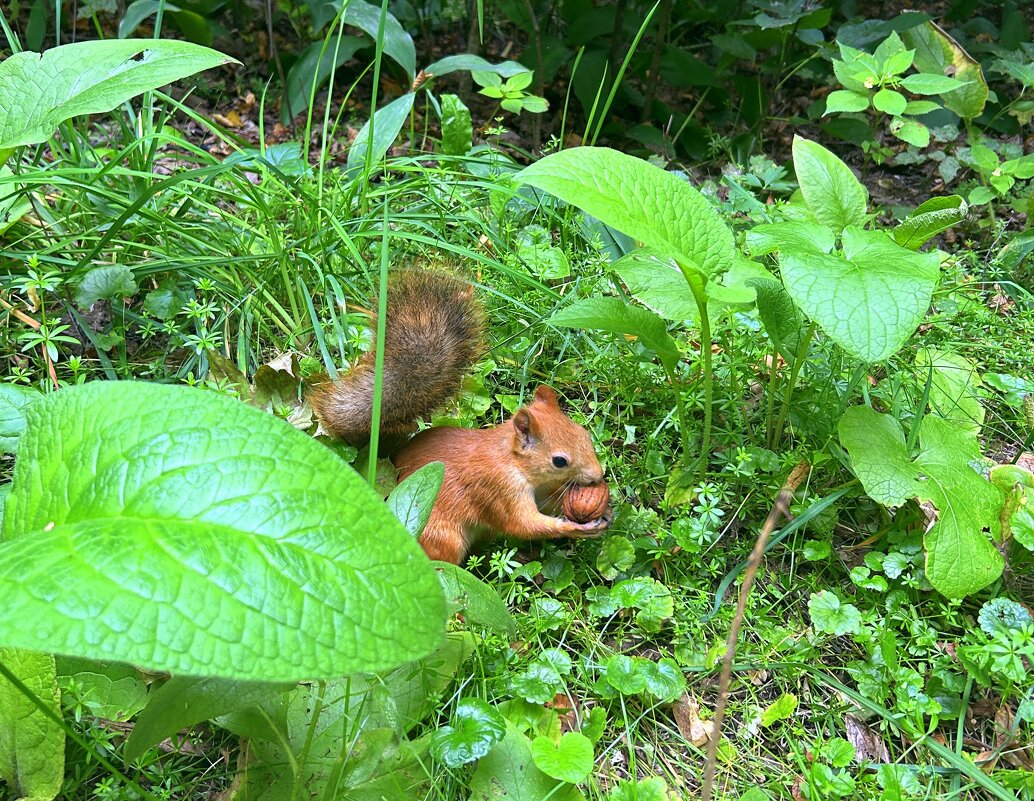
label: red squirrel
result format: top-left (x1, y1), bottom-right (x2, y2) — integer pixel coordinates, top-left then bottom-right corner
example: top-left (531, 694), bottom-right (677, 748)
top-left (309, 270), bottom-right (611, 564)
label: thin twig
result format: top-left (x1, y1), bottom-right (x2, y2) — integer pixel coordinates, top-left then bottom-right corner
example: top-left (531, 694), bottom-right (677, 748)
top-left (700, 461), bottom-right (810, 801)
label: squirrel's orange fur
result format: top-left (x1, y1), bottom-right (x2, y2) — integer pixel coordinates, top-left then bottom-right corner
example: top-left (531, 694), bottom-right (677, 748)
top-left (309, 271), bottom-right (610, 564)
top-left (395, 385), bottom-right (610, 564)
top-left (309, 271), bottom-right (484, 445)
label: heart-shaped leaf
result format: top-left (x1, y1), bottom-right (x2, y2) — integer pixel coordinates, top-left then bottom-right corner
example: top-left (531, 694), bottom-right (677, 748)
top-left (640, 657), bottom-right (686, 701)
top-left (0, 382), bottom-right (445, 681)
top-left (603, 654), bottom-right (647, 695)
top-left (470, 722), bottom-right (583, 801)
top-left (531, 732), bottom-right (594, 784)
top-left (780, 227), bottom-right (940, 362)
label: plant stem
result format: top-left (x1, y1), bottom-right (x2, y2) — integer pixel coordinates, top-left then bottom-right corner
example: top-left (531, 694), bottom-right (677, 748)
top-left (764, 344), bottom-right (780, 449)
top-left (663, 362), bottom-right (692, 461)
top-left (720, 321), bottom-right (749, 437)
top-left (366, 199), bottom-right (391, 484)
top-left (686, 273), bottom-right (712, 480)
top-left (771, 322), bottom-right (815, 446)
top-left (837, 362), bottom-right (867, 418)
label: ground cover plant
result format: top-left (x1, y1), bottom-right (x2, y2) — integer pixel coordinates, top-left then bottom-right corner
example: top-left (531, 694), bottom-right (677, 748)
top-left (0, 0), bottom-right (1033, 799)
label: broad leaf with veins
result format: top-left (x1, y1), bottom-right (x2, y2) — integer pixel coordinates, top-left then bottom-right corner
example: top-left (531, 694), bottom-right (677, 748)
top-left (0, 382), bottom-right (445, 681)
top-left (839, 406), bottom-right (1003, 597)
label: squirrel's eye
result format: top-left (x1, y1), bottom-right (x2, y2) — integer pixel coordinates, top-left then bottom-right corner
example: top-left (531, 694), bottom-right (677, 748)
top-left (552, 455), bottom-right (569, 468)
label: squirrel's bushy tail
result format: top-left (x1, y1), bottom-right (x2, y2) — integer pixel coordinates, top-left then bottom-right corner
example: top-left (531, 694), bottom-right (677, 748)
top-left (309, 270), bottom-right (484, 445)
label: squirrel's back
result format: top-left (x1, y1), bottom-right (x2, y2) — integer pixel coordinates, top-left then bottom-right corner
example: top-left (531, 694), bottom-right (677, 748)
top-left (309, 270), bottom-right (484, 444)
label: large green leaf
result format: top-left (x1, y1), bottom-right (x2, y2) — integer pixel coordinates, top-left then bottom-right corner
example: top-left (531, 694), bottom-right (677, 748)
top-left (612, 250), bottom-right (698, 322)
top-left (780, 227), bottom-right (940, 362)
top-left (0, 384), bottom-right (41, 454)
top-left (517, 147), bottom-right (734, 278)
top-left (435, 562), bottom-right (516, 636)
top-left (220, 632), bottom-right (473, 799)
top-left (124, 675), bottom-right (292, 761)
top-left (550, 297), bottom-right (680, 372)
top-left (440, 94), bottom-right (473, 156)
top-left (746, 220), bottom-right (836, 258)
top-left (318, 0), bottom-right (415, 78)
top-left (903, 21), bottom-right (988, 120)
top-left (892, 196), bottom-right (967, 250)
top-left (118, 1), bottom-right (213, 45)
top-left (792, 136), bottom-right (869, 235)
top-left (386, 462), bottom-right (444, 538)
top-left (424, 55), bottom-right (529, 80)
top-left (749, 278), bottom-right (806, 360)
top-left (0, 649), bottom-right (63, 801)
top-left (838, 407), bottom-right (1003, 597)
top-left (284, 35), bottom-right (366, 120)
top-left (55, 657), bottom-right (148, 721)
top-left (0, 40), bottom-right (236, 151)
top-left (915, 349), bottom-right (984, 435)
top-left (0, 383), bottom-right (445, 681)
top-left (346, 93), bottom-right (416, 175)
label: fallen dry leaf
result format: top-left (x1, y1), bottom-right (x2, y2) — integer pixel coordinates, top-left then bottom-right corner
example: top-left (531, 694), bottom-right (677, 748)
top-left (213, 110), bottom-right (243, 128)
top-left (844, 714), bottom-right (889, 763)
top-left (988, 284), bottom-right (1015, 315)
top-left (672, 694), bottom-right (716, 748)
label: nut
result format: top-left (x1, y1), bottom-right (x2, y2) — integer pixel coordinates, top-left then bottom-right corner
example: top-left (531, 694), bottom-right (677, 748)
top-left (563, 481), bottom-right (610, 523)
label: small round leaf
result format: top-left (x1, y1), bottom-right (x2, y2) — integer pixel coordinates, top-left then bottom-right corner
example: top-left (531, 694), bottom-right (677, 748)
top-left (430, 699), bottom-right (506, 768)
top-left (531, 732), bottom-right (594, 783)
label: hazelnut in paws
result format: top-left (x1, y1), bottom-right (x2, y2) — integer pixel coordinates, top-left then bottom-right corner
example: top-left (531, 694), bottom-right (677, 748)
top-left (564, 481), bottom-right (611, 523)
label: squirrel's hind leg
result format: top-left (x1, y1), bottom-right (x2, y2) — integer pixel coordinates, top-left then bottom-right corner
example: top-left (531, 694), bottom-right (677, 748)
top-left (419, 522), bottom-right (469, 565)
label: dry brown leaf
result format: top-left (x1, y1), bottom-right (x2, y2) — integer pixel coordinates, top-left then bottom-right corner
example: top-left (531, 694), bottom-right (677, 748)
top-left (672, 694), bottom-right (716, 747)
top-left (213, 110), bottom-right (243, 128)
top-left (1016, 452), bottom-right (1034, 473)
top-left (988, 284), bottom-right (1015, 315)
top-left (844, 714), bottom-right (889, 763)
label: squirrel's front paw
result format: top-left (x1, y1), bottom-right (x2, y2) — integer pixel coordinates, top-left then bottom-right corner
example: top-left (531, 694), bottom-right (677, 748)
top-left (567, 511), bottom-right (611, 538)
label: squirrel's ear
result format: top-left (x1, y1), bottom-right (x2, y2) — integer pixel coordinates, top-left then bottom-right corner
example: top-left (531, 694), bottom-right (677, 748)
top-left (513, 407), bottom-right (538, 448)
top-left (534, 385), bottom-right (559, 407)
